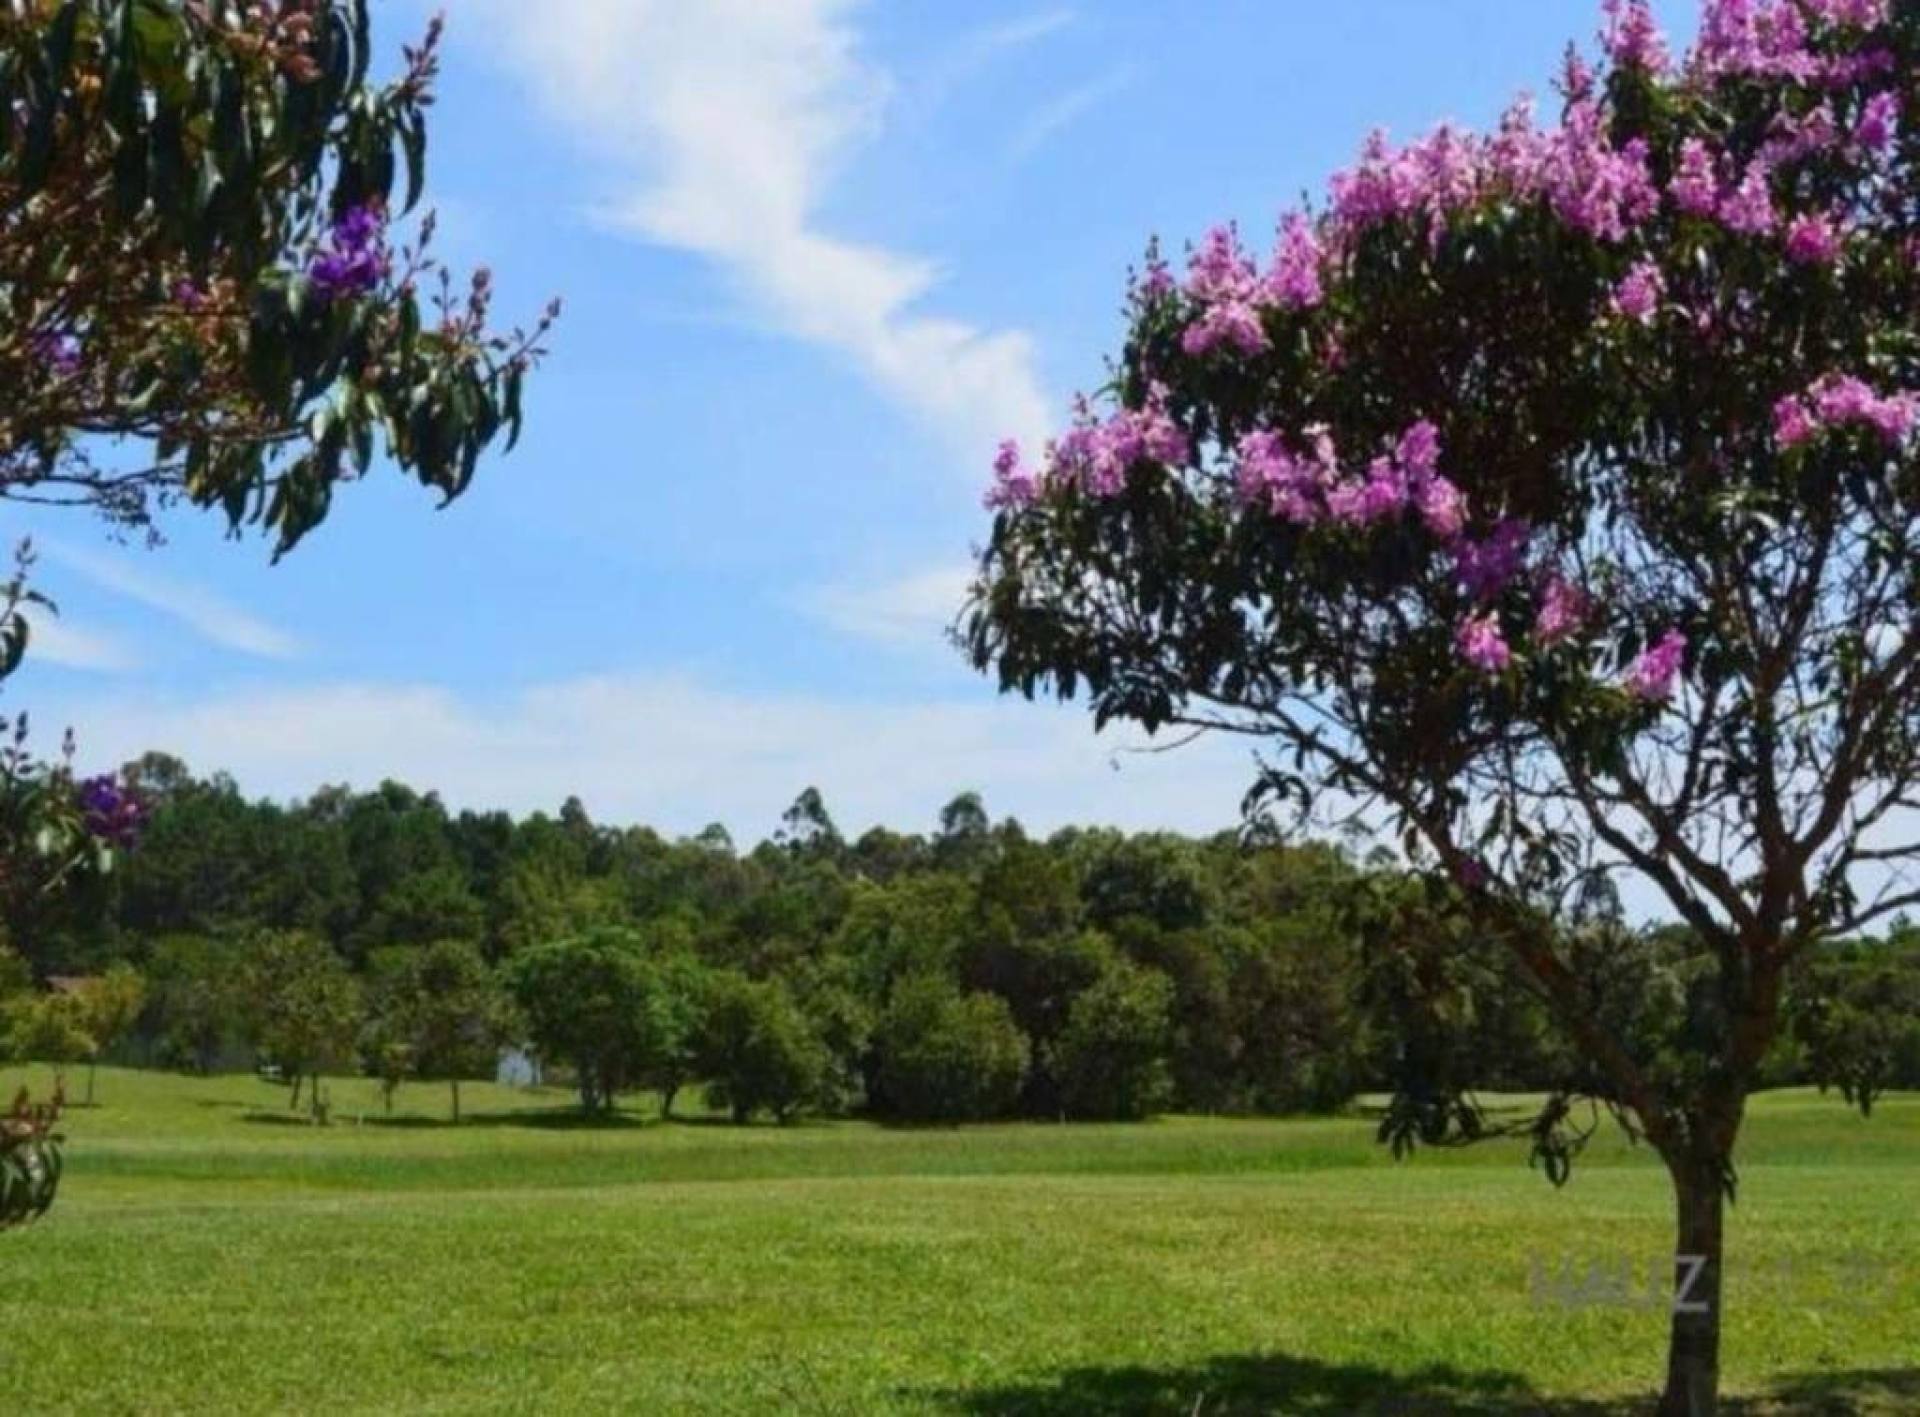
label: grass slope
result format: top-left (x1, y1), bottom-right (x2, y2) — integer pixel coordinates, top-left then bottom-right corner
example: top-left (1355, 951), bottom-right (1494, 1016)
top-left (1, 1066), bottom-right (1914, 1414)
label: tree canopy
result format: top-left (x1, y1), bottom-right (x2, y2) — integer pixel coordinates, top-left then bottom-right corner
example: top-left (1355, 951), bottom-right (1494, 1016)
top-left (963, 3), bottom-right (1920, 1411)
top-left (0, 0), bottom-right (552, 553)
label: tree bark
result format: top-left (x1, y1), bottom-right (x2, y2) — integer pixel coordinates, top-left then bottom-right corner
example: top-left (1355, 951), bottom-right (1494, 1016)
top-left (1658, 1156), bottom-right (1728, 1417)
top-left (450, 1078), bottom-right (461, 1124)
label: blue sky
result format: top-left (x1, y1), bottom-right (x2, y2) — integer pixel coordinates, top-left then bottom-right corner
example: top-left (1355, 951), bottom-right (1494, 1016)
top-left (9, 1), bottom-right (1703, 843)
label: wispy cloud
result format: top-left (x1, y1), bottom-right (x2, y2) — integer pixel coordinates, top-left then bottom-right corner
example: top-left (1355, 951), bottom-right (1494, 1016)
top-left (41, 541), bottom-right (299, 660)
top-left (1007, 65), bottom-right (1135, 162)
top-left (47, 672), bottom-right (1260, 842)
top-left (915, 8), bottom-right (1077, 113)
top-left (19, 611), bottom-right (137, 673)
top-left (799, 565), bottom-right (972, 654)
top-left (465, 0), bottom-right (1055, 461)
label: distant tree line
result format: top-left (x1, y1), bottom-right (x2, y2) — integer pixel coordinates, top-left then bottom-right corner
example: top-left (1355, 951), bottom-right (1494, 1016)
top-left (2, 754), bottom-right (1915, 1123)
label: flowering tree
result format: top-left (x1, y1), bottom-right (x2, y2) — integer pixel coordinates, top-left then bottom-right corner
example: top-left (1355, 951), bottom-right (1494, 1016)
top-left (0, 1), bottom-right (547, 1221)
top-left (0, 1), bottom-right (553, 552)
top-left (963, 3), bottom-right (1917, 1411)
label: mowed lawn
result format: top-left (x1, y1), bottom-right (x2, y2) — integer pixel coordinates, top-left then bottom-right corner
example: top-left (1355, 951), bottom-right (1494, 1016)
top-left (1, 1068), bottom-right (1914, 1415)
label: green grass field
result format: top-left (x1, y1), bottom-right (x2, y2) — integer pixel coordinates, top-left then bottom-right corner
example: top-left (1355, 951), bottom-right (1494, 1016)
top-left (2, 1067), bottom-right (1914, 1414)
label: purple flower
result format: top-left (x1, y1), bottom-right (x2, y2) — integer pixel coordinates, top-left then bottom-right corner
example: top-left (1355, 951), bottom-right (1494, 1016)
top-left (1717, 160), bottom-right (1776, 235)
top-left (1611, 259), bottom-right (1664, 323)
top-left (307, 203), bottom-right (388, 301)
top-left (1184, 224), bottom-right (1259, 305)
top-left (1457, 613), bottom-right (1512, 674)
top-left (1692, 0), bottom-right (1820, 81)
top-left (1602, 0), bottom-right (1670, 72)
top-left (984, 439), bottom-right (1039, 510)
top-left (1669, 139), bottom-right (1721, 217)
top-left (1235, 427), bottom-right (1343, 526)
top-left (1454, 519), bottom-right (1532, 601)
top-left (1044, 385), bottom-right (1191, 499)
top-left (1777, 374), bottom-right (1918, 447)
top-left (1541, 104), bottom-right (1657, 241)
top-left (76, 775), bottom-right (147, 849)
top-left (1760, 104), bottom-right (1839, 165)
top-left (1181, 300), bottom-right (1268, 357)
top-left (1773, 394), bottom-right (1817, 448)
top-left (1534, 576), bottom-right (1591, 647)
top-left (1328, 458), bottom-right (1411, 527)
top-left (1416, 475), bottom-right (1468, 541)
top-left (1784, 213), bottom-right (1841, 265)
top-left (1863, 391), bottom-right (1920, 442)
top-left (1138, 252), bottom-right (1175, 301)
top-left (1264, 213), bottom-right (1325, 311)
top-left (33, 331), bottom-right (82, 377)
top-left (1802, 0), bottom-right (1889, 28)
top-left (1854, 91), bottom-right (1900, 152)
top-left (1396, 420), bottom-right (1442, 482)
top-left (1624, 629), bottom-right (1687, 702)
top-left (1812, 374), bottom-right (1877, 423)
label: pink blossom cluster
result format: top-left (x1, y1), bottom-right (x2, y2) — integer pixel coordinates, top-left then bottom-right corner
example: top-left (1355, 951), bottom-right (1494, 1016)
top-left (1690, 0), bottom-right (1893, 84)
top-left (1773, 373), bottom-right (1920, 449)
top-left (1534, 577), bottom-right (1592, 647)
top-left (1611, 259), bottom-right (1665, 322)
top-left (985, 384), bottom-right (1191, 509)
top-left (1325, 100), bottom-right (1657, 248)
top-left (1601, 0), bottom-right (1670, 72)
top-left (1454, 519), bottom-right (1532, 601)
top-left (1457, 613), bottom-right (1513, 673)
top-left (984, 440), bottom-right (1039, 511)
top-left (1784, 212), bottom-right (1843, 264)
top-left (1854, 91), bottom-right (1900, 151)
top-left (1232, 422), bottom-right (1605, 676)
top-left (1624, 628), bottom-right (1688, 702)
top-left (1233, 419), bottom-right (1468, 539)
top-left (1178, 219), bottom-right (1327, 357)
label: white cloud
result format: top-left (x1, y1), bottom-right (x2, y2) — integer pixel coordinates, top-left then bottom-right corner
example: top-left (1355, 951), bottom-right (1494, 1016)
top-left (465, 0), bottom-right (1056, 460)
top-left (799, 565), bottom-right (973, 654)
top-left (1007, 65), bottom-right (1135, 162)
top-left (49, 673), bottom-right (1262, 843)
top-left (40, 540), bottom-right (299, 660)
top-left (19, 611), bottom-right (136, 673)
top-left (914, 9), bottom-right (1077, 114)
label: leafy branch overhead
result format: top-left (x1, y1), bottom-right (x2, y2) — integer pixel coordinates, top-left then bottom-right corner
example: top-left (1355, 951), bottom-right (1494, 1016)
top-left (0, 0), bottom-right (556, 555)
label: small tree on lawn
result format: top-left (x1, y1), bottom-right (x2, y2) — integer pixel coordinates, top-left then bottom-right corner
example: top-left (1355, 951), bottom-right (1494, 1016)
top-left (1053, 960), bottom-right (1174, 1122)
top-left (407, 939), bottom-right (514, 1123)
top-left (873, 972), bottom-right (1028, 1124)
top-left (504, 928), bottom-right (682, 1116)
top-left (698, 972), bottom-right (828, 1126)
top-left (964, 4), bottom-right (1920, 1410)
top-left (71, 963), bottom-right (144, 1106)
top-left (238, 931), bottom-right (359, 1120)
top-left (0, 988), bottom-right (92, 1079)
top-left (645, 949), bottom-right (712, 1120)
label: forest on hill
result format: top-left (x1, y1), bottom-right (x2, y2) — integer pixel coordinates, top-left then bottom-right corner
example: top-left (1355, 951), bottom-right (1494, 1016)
top-left (5, 752), bottom-right (1916, 1125)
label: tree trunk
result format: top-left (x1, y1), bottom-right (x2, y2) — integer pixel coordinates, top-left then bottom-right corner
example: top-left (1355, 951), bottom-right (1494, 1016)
top-left (450, 1078), bottom-right (461, 1124)
top-left (1658, 1157), bottom-right (1727, 1417)
top-left (661, 1080), bottom-right (678, 1120)
top-left (289, 1072), bottom-right (303, 1111)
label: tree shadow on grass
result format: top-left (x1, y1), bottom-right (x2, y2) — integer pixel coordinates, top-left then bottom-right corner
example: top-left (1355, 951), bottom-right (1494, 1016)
top-left (233, 1104), bottom-right (656, 1131)
top-left (419, 1108), bottom-right (653, 1132)
top-left (238, 1109), bottom-right (325, 1127)
top-left (921, 1353), bottom-right (1920, 1416)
